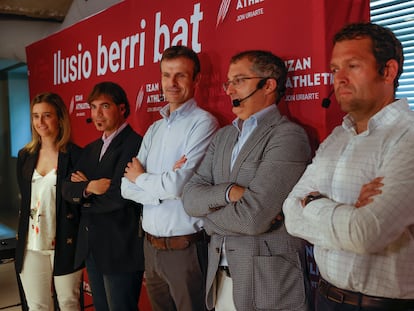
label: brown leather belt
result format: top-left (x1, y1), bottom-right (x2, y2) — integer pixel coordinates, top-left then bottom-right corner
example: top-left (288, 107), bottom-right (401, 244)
top-left (146, 230), bottom-right (208, 250)
top-left (319, 278), bottom-right (414, 310)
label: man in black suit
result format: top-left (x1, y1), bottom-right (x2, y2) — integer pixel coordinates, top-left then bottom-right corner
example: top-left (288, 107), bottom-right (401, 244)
top-left (62, 81), bottom-right (144, 311)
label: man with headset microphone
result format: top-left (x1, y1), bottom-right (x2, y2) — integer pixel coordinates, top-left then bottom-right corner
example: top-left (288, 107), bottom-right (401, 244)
top-left (183, 50), bottom-right (313, 311)
top-left (230, 74), bottom-right (268, 107)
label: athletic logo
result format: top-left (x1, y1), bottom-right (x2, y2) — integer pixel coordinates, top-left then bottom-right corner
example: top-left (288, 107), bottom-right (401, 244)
top-left (217, 0), bottom-right (231, 27)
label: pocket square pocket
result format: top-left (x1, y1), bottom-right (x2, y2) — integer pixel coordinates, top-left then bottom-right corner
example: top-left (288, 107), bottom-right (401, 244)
top-left (253, 252), bottom-right (306, 310)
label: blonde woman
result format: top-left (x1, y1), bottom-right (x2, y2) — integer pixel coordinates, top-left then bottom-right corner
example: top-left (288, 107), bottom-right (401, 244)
top-left (15, 92), bottom-right (83, 310)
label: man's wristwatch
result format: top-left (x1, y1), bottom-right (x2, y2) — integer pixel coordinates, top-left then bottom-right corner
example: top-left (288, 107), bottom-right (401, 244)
top-left (303, 193), bottom-right (325, 206)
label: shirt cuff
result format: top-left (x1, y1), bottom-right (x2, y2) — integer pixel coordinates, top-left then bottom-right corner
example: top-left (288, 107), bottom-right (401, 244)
top-left (83, 189), bottom-right (91, 198)
top-left (225, 183), bottom-right (234, 203)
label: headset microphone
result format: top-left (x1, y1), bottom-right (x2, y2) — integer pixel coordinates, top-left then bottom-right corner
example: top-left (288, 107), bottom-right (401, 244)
top-left (232, 94), bottom-right (254, 107)
top-left (322, 89), bottom-right (334, 108)
top-left (232, 78), bottom-right (268, 107)
top-left (86, 118), bottom-right (92, 123)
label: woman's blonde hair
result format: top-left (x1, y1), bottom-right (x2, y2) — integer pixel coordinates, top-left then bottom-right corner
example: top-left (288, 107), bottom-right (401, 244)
top-left (24, 92), bottom-right (71, 154)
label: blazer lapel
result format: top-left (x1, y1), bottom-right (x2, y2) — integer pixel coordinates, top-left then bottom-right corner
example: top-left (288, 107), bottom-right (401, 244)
top-left (99, 125), bottom-right (131, 162)
top-left (56, 151), bottom-right (70, 214)
top-left (22, 152), bottom-right (38, 183)
top-left (57, 150), bottom-right (70, 179)
top-left (222, 128), bottom-right (238, 180)
top-left (230, 110), bottom-right (281, 178)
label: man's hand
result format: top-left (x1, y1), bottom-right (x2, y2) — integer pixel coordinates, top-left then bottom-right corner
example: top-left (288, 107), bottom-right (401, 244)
top-left (355, 177), bottom-right (384, 208)
top-left (124, 157), bottom-right (145, 182)
top-left (85, 178), bottom-right (111, 195)
top-left (71, 170), bottom-right (110, 196)
top-left (229, 184), bottom-right (245, 202)
top-left (173, 155), bottom-right (187, 171)
top-left (71, 171), bottom-right (88, 182)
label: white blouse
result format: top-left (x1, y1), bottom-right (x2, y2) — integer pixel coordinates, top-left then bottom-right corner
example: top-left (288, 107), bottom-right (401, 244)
top-left (27, 168), bottom-right (57, 251)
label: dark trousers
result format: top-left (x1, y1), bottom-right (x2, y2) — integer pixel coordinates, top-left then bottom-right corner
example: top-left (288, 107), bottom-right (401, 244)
top-left (85, 253), bottom-right (143, 311)
top-left (144, 237), bottom-right (208, 311)
top-left (317, 292), bottom-right (414, 311)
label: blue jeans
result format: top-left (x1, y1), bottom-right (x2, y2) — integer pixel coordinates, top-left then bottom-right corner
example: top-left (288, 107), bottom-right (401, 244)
top-left (85, 254), bottom-right (143, 311)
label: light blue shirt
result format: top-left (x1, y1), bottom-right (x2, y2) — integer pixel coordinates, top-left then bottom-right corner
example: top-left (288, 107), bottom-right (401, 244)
top-left (121, 98), bottom-right (219, 236)
top-left (230, 104), bottom-right (276, 169)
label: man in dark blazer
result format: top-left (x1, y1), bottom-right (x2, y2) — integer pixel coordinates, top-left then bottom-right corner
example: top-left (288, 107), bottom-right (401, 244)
top-left (183, 50), bottom-right (313, 311)
top-left (62, 82), bottom-right (144, 311)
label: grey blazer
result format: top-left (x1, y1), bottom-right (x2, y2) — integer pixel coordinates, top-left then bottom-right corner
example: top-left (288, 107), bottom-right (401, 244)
top-left (183, 107), bottom-right (313, 311)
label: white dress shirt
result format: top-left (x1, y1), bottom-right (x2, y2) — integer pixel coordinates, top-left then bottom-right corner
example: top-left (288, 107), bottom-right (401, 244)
top-left (283, 98), bottom-right (414, 299)
top-left (121, 98), bottom-right (218, 237)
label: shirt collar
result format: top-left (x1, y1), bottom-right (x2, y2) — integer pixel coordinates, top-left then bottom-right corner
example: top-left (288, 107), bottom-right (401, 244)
top-left (232, 104), bottom-right (276, 131)
top-left (160, 98), bottom-right (197, 121)
top-left (342, 98), bottom-right (409, 135)
top-left (101, 122), bottom-right (128, 142)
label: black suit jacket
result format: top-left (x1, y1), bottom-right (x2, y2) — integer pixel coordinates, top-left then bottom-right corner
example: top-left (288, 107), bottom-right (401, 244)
top-left (62, 125), bottom-right (144, 274)
top-left (15, 143), bottom-right (83, 275)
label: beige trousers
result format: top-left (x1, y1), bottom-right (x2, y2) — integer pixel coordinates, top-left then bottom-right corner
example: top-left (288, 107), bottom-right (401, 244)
top-left (19, 249), bottom-right (82, 311)
top-left (215, 269), bottom-right (237, 311)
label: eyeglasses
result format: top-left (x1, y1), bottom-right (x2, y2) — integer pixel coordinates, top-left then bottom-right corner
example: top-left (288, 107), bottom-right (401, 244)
top-left (222, 77), bottom-right (265, 91)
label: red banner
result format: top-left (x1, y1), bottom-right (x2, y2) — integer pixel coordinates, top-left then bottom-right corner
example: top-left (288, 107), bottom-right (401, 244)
top-left (26, 0), bottom-right (369, 147)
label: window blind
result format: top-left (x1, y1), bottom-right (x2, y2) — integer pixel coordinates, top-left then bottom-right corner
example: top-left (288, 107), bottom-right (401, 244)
top-left (371, 0), bottom-right (414, 109)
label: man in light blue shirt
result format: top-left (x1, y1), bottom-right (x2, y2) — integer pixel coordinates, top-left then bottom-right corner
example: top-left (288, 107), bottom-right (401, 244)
top-left (121, 45), bottom-right (218, 311)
